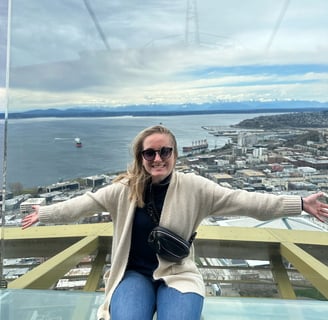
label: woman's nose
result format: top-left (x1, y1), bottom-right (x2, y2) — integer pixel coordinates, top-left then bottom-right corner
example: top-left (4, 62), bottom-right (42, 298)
top-left (154, 152), bottom-right (162, 160)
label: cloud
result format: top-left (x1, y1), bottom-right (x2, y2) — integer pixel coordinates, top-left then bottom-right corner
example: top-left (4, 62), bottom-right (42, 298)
top-left (4, 0), bottom-right (328, 111)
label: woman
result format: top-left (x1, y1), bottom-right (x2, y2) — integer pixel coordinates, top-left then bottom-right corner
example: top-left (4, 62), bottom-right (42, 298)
top-left (22, 125), bottom-right (328, 320)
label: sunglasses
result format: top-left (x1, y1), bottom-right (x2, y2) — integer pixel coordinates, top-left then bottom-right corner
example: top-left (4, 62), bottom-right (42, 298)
top-left (141, 147), bottom-right (173, 161)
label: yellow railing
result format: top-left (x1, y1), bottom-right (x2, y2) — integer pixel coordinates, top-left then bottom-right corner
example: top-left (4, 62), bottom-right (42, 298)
top-left (3, 223), bottom-right (328, 299)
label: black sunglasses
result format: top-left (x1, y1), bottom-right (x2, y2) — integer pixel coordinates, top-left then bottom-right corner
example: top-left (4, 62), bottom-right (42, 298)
top-left (141, 147), bottom-right (173, 161)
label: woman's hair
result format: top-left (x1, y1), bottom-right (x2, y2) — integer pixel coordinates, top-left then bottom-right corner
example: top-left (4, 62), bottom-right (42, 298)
top-left (115, 125), bottom-right (178, 207)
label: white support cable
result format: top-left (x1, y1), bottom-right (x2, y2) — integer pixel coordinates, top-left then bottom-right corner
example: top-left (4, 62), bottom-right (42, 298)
top-left (82, 0), bottom-right (111, 51)
top-left (265, 0), bottom-right (291, 53)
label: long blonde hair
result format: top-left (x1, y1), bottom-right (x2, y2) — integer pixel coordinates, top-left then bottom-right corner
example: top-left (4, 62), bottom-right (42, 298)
top-left (114, 125), bottom-right (178, 207)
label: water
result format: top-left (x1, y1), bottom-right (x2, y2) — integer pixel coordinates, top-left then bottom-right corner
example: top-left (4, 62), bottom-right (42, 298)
top-left (4, 113), bottom-right (265, 188)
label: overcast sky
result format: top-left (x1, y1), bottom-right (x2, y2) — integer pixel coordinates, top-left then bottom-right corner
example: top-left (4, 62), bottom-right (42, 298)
top-left (1, 0), bottom-right (328, 111)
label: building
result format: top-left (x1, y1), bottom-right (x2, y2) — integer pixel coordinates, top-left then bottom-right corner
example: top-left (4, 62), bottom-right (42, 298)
top-left (85, 175), bottom-right (106, 189)
top-left (211, 173), bottom-right (234, 184)
top-left (20, 198), bottom-right (46, 214)
top-left (46, 181), bottom-right (80, 193)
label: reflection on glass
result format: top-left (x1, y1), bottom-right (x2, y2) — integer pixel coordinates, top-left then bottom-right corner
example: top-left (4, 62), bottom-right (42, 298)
top-left (0, 0), bottom-right (327, 308)
top-left (0, 290), bottom-right (328, 320)
top-left (6, 0), bottom-right (328, 187)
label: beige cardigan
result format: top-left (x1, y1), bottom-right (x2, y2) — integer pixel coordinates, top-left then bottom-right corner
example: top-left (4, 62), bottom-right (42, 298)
top-left (38, 171), bottom-right (302, 320)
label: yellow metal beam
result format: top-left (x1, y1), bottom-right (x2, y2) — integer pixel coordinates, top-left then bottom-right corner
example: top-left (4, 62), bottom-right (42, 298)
top-left (270, 254), bottom-right (296, 299)
top-left (197, 225), bottom-right (278, 242)
top-left (198, 225), bottom-right (328, 246)
top-left (83, 250), bottom-right (107, 292)
top-left (8, 223), bottom-right (325, 263)
top-left (4, 224), bottom-right (328, 247)
top-left (4, 223), bottom-right (113, 240)
top-left (8, 235), bottom-right (99, 289)
top-left (280, 242), bottom-right (328, 299)
top-left (267, 228), bottom-right (328, 246)
top-left (3, 223), bottom-right (328, 300)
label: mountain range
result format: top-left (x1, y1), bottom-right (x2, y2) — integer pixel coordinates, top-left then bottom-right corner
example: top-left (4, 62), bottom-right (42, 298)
top-left (3, 100), bottom-right (328, 119)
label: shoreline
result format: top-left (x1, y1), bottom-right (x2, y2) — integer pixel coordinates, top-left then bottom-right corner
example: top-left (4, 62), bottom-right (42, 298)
top-left (3, 107), bottom-right (328, 120)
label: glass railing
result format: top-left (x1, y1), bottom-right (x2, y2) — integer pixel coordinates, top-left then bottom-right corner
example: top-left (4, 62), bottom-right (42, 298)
top-left (1, 2), bottom-right (328, 319)
top-left (2, 0), bottom-right (328, 196)
top-left (3, 223), bottom-right (328, 301)
top-left (1, 289), bottom-right (328, 320)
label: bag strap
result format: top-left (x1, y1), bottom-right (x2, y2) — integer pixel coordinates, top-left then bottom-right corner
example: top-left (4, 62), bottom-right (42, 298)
top-left (145, 182), bottom-right (197, 243)
top-left (145, 182), bottom-right (162, 225)
top-left (189, 231), bottom-right (197, 245)
top-left (146, 200), bottom-right (160, 225)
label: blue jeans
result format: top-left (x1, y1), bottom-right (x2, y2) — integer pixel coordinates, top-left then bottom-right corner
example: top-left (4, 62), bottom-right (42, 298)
top-left (110, 270), bottom-right (204, 320)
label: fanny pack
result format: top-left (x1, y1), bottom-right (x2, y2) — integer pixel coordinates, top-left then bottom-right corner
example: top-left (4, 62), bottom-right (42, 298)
top-left (148, 226), bottom-right (197, 262)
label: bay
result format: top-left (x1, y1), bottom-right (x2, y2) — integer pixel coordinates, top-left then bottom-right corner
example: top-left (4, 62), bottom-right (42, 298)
top-left (5, 113), bottom-right (267, 188)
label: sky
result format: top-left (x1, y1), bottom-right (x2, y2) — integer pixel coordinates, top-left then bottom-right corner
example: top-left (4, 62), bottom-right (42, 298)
top-left (1, 0), bottom-right (328, 111)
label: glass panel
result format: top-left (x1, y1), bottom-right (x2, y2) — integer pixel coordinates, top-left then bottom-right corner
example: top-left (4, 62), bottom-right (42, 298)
top-left (0, 289), bottom-right (103, 320)
top-left (0, 0), bottom-right (9, 192)
top-left (0, 0), bottom-right (10, 289)
top-left (1, 0), bottom-right (327, 315)
top-left (5, 0), bottom-right (328, 193)
top-left (1, 290), bottom-right (328, 320)
top-left (203, 297), bottom-right (328, 320)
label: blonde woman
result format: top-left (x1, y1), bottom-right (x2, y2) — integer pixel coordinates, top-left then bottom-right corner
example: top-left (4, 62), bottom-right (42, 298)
top-left (22, 125), bottom-right (328, 320)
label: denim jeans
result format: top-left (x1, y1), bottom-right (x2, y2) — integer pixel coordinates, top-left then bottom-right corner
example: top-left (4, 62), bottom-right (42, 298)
top-left (110, 270), bottom-right (204, 320)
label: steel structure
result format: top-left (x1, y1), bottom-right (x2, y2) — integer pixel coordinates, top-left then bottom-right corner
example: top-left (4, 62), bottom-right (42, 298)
top-left (2, 223), bottom-right (327, 300)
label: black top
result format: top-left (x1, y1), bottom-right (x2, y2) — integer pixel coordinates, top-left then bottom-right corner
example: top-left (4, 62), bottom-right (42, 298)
top-left (127, 176), bottom-right (170, 277)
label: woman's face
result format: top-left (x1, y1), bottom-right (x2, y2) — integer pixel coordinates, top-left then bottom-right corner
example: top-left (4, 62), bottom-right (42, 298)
top-left (142, 133), bottom-right (176, 184)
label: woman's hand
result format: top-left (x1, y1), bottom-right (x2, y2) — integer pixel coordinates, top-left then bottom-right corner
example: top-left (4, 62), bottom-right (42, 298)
top-left (302, 192), bottom-right (328, 222)
top-left (21, 205), bottom-right (40, 229)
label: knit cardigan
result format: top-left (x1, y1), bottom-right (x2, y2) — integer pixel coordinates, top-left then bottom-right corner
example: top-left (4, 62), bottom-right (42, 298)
top-left (38, 171), bottom-right (302, 320)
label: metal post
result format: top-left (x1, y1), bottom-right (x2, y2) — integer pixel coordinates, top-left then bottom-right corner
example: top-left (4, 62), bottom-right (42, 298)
top-left (0, 0), bottom-right (12, 289)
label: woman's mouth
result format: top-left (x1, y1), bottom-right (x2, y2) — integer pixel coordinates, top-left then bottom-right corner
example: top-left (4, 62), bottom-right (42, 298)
top-left (151, 163), bottom-right (166, 168)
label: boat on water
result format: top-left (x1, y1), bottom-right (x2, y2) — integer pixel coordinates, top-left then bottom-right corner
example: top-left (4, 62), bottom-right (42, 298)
top-left (74, 137), bottom-right (82, 147)
top-left (182, 139), bottom-right (208, 153)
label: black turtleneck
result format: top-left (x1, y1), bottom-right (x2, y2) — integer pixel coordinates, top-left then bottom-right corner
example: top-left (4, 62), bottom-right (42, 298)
top-left (127, 175), bottom-right (171, 277)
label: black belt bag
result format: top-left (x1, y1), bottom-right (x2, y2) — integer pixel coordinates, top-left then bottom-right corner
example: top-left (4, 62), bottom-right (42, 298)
top-left (148, 226), bottom-right (197, 262)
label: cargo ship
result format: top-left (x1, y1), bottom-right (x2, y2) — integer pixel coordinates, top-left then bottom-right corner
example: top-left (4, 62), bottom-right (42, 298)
top-left (182, 139), bottom-right (208, 153)
top-left (75, 137), bottom-right (82, 147)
